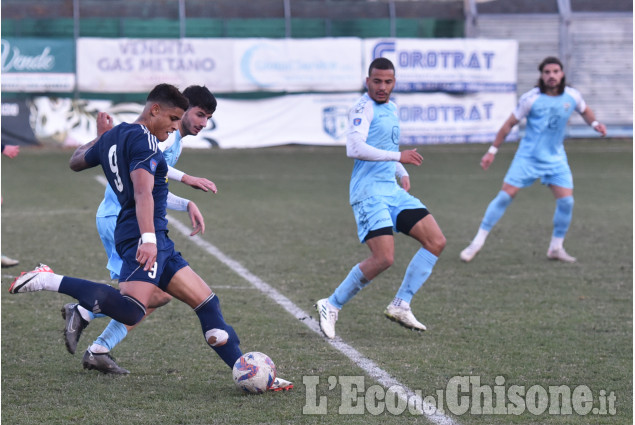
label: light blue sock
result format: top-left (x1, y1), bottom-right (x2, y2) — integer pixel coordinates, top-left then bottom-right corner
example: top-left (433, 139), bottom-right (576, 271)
top-left (481, 190), bottom-right (513, 231)
top-left (328, 264), bottom-right (371, 309)
top-left (84, 311), bottom-right (107, 321)
top-left (94, 320), bottom-right (129, 351)
top-left (396, 248), bottom-right (438, 303)
top-left (553, 196), bottom-right (574, 237)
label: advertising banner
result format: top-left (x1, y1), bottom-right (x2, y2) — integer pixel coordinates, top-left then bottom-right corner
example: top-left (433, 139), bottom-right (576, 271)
top-left (1, 38), bottom-right (75, 92)
top-left (364, 38), bottom-right (518, 93)
top-left (393, 92), bottom-right (518, 144)
top-left (232, 38), bottom-right (363, 92)
top-left (1, 99), bottom-right (40, 145)
top-left (76, 38), bottom-right (234, 93)
top-left (201, 93), bottom-right (361, 148)
top-left (26, 92), bottom-right (516, 148)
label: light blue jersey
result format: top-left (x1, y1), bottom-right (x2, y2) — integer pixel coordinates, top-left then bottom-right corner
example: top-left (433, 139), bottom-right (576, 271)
top-left (513, 87), bottom-right (586, 164)
top-left (159, 129), bottom-right (183, 167)
top-left (348, 93), bottom-right (401, 205)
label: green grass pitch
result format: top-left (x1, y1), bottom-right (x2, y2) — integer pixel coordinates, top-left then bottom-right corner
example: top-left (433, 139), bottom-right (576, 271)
top-left (1, 139), bottom-right (631, 424)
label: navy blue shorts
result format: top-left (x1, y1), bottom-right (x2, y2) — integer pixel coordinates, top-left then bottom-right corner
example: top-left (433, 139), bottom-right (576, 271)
top-left (117, 231), bottom-right (189, 291)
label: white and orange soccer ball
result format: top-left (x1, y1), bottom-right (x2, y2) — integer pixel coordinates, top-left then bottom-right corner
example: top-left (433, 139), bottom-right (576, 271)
top-left (232, 352), bottom-right (277, 394)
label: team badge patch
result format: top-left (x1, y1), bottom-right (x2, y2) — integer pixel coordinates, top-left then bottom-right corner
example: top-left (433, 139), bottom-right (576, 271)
top-left (353, 118), bottom-right (362, 126)
top-left (150, 159), bottom-right (158, 172)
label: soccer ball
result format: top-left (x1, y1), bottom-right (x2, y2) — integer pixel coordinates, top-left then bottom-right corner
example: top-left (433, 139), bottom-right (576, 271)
top-left (232, 352), bottom-right (277, 394)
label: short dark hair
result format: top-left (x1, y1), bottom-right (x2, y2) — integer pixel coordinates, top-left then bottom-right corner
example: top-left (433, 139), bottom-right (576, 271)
top-left (146, 83), bottom-right (189, 111)
top-left (537, 56), bottom-right (566, 94)
top-left (182, 85), bottom-right (217, 115)
top-left (368, 57), bottom-right (395, 76)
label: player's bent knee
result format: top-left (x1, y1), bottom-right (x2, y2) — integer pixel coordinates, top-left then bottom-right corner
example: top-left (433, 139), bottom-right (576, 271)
top-left (118, 295), bottom-right (147, 326)
top-left (205, 328), bottom-right (229, 347)
top-left (118, 305), bottom-right (146, 326)
top-left (435, 234), bottom-right (447, 253)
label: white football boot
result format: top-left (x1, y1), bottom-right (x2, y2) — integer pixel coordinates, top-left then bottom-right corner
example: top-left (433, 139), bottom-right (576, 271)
top-left (460, 242), bottom-right (483, 263)
top-left (268, 377), bottom-right (293, 392)
top-left (547, 247), bottom-right (577, 263)
top-left (384, 303), bottom-right (426, 331)
top-left (315, 298), bottom-right (339, 339)
top-left (9, 264), bottom-right (54, 293)
top-left (1, 255), bottom-right (19, 268)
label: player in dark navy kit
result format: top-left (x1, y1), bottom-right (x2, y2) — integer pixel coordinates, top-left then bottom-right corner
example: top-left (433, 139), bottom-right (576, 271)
top-left (9, 83), bottom-right (292, 390)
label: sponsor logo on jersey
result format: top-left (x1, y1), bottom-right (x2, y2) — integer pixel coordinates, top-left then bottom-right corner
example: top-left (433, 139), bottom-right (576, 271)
top-left (353, 118), bottom-right (362, 126)
top-left (150, 159), bottom-right (157, 172)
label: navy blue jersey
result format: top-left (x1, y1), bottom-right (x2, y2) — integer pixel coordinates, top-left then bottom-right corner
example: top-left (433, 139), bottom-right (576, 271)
top-left (85, 122), bottom-right (169, 246)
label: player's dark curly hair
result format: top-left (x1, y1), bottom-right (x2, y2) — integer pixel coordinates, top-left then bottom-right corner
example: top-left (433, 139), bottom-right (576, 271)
top-left (146, 83), bottom-right (189, 111)
top-left (183, 85), bottom-right (217, 115)
top-left (537, 56), bottom-right (566, 94)
top-left (368, 57), bottom-right (395, 76)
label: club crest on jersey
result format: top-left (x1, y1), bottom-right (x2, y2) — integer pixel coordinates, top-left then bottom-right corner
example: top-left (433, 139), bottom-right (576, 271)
top-left (353, 118), bottom-right (362, 126)
top-left (150, 159), bottom-right (158, 172)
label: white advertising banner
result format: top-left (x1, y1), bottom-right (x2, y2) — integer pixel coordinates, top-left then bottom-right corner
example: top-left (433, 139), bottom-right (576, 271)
top-left (201, 93), bottom-right (361, 148)
top-left (198, 92), bottom-right (517, 147)
top-left (393, 92), bottom-right (518, 144)
top-left (77, 38), bottom-right (234, 93)
top-left (363, 38), bottom-right (518, 93)
top-left (28, 92), bottom-right (516, 148)
top-left (232, 38), bottom-right (363, 92)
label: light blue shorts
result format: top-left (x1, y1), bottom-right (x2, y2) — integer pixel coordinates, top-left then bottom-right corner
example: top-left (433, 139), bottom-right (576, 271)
top-left (96, 215), bottom-right (123, 280)
top-left (503, 156), bottom-right (573, 189)
top-left (351, 190), bottom-right (426, 243)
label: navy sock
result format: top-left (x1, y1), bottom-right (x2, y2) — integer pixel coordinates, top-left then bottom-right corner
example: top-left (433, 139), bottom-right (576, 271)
top-left (58, 277), bottom-right (146, 326)
top-left (195, 294), bottom-right (242, 368)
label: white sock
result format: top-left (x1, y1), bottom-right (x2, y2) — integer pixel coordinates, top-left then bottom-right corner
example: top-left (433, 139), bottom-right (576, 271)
top-left (89, 343), bottom-right (110, 354)
top-left (45, 273), bottom-right (64, 291)
top-left (77, 305), bottom-right (93, 322)
top-left (549, 237), bottom-right (564, 251)
top-left (472, 228), bottom-right (490, 247)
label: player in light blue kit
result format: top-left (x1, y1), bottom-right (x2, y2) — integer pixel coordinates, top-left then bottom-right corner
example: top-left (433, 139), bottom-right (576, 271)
top-left (460, 56), bottom-right (607, 263)
top-left (316, 58), bottom-right (446, 339)
top-left (62, 86), bottom-right (219, 374)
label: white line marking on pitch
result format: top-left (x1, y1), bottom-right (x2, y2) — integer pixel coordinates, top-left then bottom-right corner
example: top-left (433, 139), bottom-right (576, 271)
top-left (95, 175), bottom-right (458, 425)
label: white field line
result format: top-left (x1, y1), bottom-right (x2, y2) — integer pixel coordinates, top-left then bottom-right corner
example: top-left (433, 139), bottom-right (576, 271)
top-left (94, 175), bottom-right (458, 425)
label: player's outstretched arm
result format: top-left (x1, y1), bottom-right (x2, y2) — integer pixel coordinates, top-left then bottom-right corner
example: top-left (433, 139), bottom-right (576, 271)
top-left (581, 107), bottom-right (607, 137)
top-left (182, 174), bottom-right (217, 193)
top-left (2, 144), bottom-right (20, 158)
top-left (69, 137), bottom-right (100, 172)
top-left (481, 113), bottom-right (519, 171)
top-left (165, 192), bottom-right (205, 235)
top-left (96, 112), bottom-right (114, 136)
top-left (70, 112), bottom-right (113, 172)
top-left (167, 165), bottom-right (217, 193)
top-left (395, 162), bottom-right (411, 191)
top-left (186, 201), bottom-right (205, 236)
top-left (399, 149), bottom-right (423, 166)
